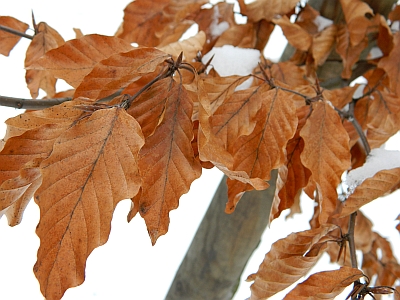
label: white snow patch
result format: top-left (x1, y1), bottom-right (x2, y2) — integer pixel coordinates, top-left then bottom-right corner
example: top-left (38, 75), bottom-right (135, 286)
top-left (346, 148), bottom-right (400, 193)
top-left (202, 45), bottom-right (260, 77)
top-left (209, 5), bottom-right (229, 38)
top-left (313, 15), bottom-right (333, 32)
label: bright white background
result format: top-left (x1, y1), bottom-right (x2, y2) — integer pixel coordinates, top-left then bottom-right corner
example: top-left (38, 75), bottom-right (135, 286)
top-left (0, 1), bottom-right (399, 299)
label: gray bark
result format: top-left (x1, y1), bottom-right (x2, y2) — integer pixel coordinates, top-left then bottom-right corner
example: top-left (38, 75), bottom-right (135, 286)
top-left (165, 172), bottom-right (277, 300)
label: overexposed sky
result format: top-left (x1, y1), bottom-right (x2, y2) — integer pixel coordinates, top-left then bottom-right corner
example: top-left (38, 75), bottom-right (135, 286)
top-left (0, 1), bottom-right (399, 300)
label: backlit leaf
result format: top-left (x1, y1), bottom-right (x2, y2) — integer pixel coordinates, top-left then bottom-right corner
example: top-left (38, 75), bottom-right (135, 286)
top-left (34, 107), bottom-right (144, 300)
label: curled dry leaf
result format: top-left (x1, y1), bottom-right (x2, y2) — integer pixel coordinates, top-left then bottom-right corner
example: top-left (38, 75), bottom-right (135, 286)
top-left (25, 22), bottom-right (65, 98)
top-left (0, 16), bottom-right (29, 56)
top-left (300, 101), bottom-right (351, 224)
top-left (27, 34), bottom-right (133, 88)
top-left (247, 224), bottom-right (338, 300)
top-left (129, 78), bottom-right (201, 244)
top-left (283, 266), bottom-right (364, 299)
top-left (158, 31), bottom-right (206, 62)
top-left (34, 107), bottom-right (144, 300)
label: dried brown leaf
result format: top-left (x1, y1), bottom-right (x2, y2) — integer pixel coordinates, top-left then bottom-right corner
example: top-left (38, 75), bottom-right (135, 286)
top-left (239, 0), bottom-right (298, 22)
top-left (284, 266), bottom-right (363, 299)
top-left (34, 107), bottom-right (144, 300)
top-left (225, 88), bottom-right (298, 212)
top-left (312, 25), bottom-right (337, 67)
top-left (25, 22), bottom-right (65, 98)
top-left (0, 158), bottom-right (42, 226)
top-left (0, 16), bottom-right (29, 56)
top-left (74, 47), bottom-right (170, 100)
top-left (273, 16), bottom-right (312, 52)
top-left (339, 168), bottom-right (400, 217)
top-left (130, 79), bottom-right (201, 244)
top-left (158, 31), bottom-right (206, 62)
top-left (117, 0), bottom-right (206, 46)
top-left (27, 34), bottom-right (133, 89)
top-left (247, 224), bottom-right (338, 300)
top-left (300, 101), bottom-right (351, 223)
top-left (336, 24), bottom-right (368, 79)
top-left (378, 31), bottom-right (400, 96)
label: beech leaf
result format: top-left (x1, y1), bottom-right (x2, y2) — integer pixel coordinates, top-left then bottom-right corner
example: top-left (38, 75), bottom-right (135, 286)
top-left (284, 266), bottom-right (364, 299)
top-left (27, 34), bottom-right (133, 89)
top-left (158, 31), bottom-right (206, 62)
top-left (239, 0), bottom-right (299, 22)
top-left (378, 31), bottom-right (400, 96)
top-left (339, 168), bottom-right (400, 217)
top-left (25, 22), bottom-right (65, 98)
top-left (0, 16), bottom-right (29, 56)
top-left (300, 101), bottom-right (351, 224)
top-left (34, 107), bottom-right (144, 300)
top-left (130, 79), bottom-right (201, 244)
top-left (74, 47), bottom-right (170, 100)
top-left (225, 88), bottom-right (298, 212)
top-left (247, 224), bottom-right (338, 300)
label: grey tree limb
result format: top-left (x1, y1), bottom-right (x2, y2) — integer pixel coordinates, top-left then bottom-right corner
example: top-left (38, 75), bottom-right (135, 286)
top-left (165, 171), bottom-right (277, 300)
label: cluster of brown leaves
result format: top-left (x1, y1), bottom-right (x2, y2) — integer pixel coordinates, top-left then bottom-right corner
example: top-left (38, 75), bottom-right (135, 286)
top-left (1, 0), bottom-right (400, 299)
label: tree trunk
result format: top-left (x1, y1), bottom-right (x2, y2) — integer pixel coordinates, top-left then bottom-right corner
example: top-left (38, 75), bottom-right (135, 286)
top-left (165, 1), bottom-right (396, 299)
top-left (165, 171), bottom-right (277, 300)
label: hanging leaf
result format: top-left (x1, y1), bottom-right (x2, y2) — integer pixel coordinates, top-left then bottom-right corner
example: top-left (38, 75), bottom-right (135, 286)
top-left (378, 31), bottom-right (400, 96)
top-left (284, 266), bottom-right (363, 299)
top-left (300, 101), bottom-right (351, 224)
top-left (74, 47), bottom-right (170, 100)
top-left (34, 107), bottom-right (144, 300)
top-left (27, 34), bottom-right (133, 88)
top-left (238, 0), bottom-right (299, 22)
top-left (338, 168), bottom-right (400, 217)
top-left (25, 22), bottom-right (65, 98)
top-left (117, 0), bottom-right (206, 46)
top-left (273, 16), bottom-right (312, 52)
top-left (130, 78), bottom-right (201, 244)
top-left (225, 88), bottom-right (298, 212)
top-left (0, 16), bottom-right (29, 56)
top-left (247, 224), bottom-right (338, 300)
top-left (158, 31), bottom-right (206, 62)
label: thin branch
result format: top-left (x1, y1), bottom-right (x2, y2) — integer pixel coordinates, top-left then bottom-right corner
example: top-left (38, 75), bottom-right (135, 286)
top-left (0, 25), bottom-right (33, 40)
top-left (347, 212), bottom-right (358, 269)
top-left (0, 95), bottom-right (71, 110)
